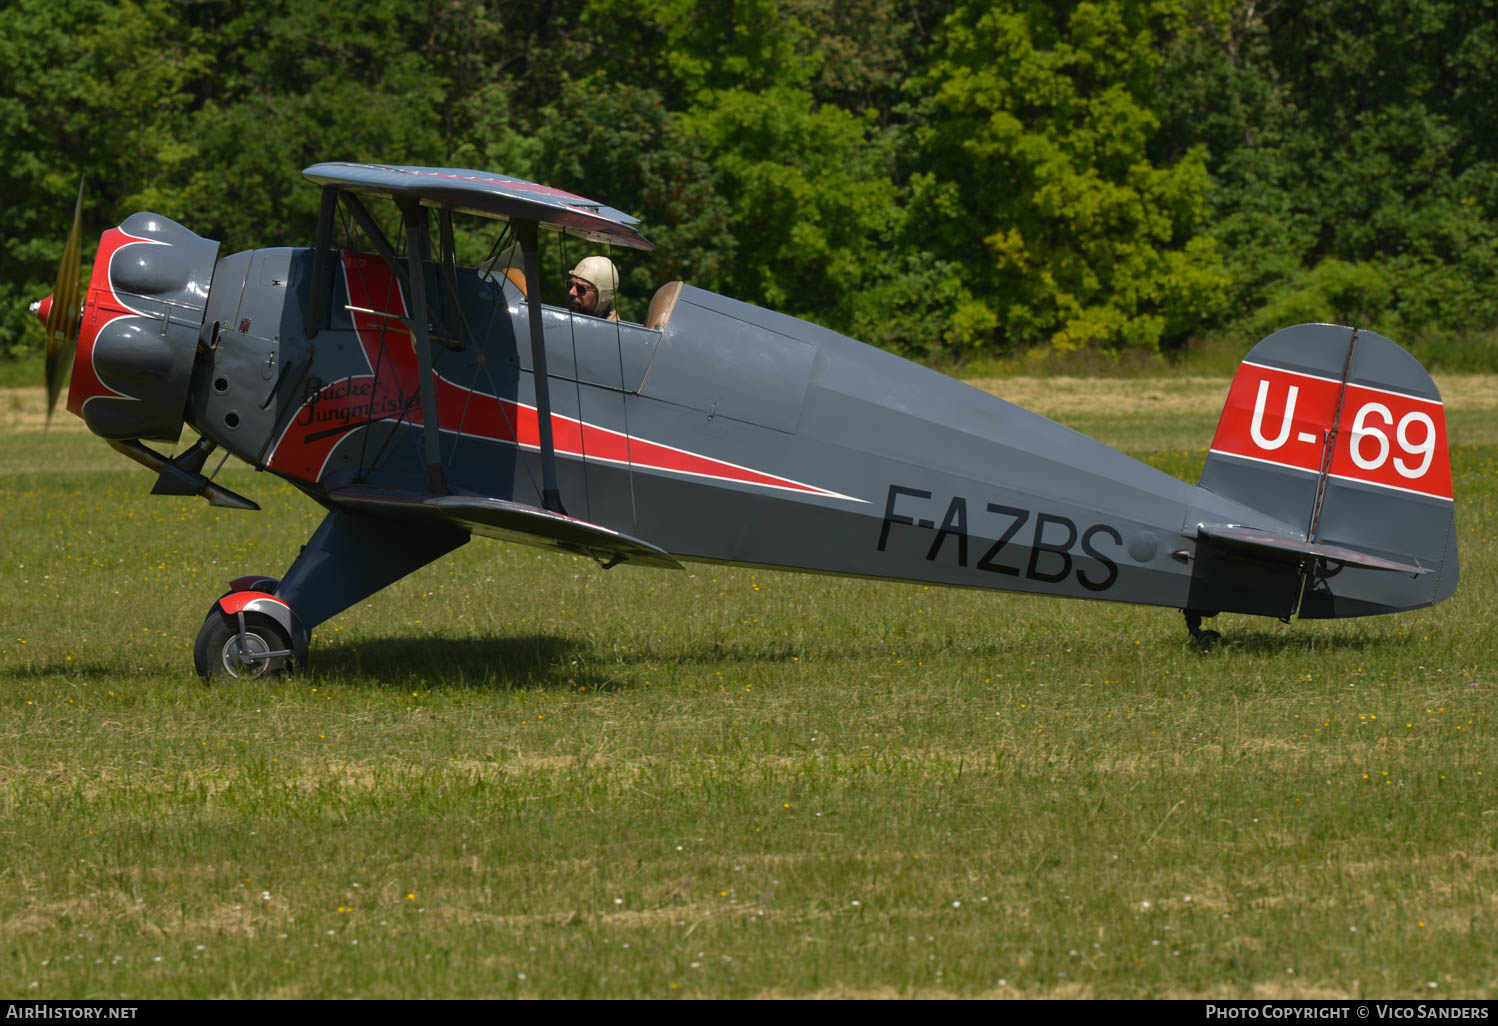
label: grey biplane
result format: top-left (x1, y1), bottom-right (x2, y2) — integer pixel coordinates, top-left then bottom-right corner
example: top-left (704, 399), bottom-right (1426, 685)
top-left (31, 164), bottom-right (1458, 678)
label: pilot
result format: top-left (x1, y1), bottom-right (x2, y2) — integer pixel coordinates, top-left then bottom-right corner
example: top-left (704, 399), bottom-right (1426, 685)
top-left (567, 256), bottom-right (620, 322)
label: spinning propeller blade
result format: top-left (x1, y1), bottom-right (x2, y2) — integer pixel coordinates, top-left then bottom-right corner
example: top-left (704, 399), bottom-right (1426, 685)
top-left (43, 180), bottom-right (86, 424)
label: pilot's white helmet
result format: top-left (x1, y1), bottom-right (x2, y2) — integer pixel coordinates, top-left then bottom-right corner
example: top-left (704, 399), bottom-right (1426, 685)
top-left (568, 255), bottom-right (619, 311)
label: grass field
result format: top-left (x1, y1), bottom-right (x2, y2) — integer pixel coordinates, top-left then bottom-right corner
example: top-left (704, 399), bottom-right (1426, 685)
top-left (2, 377), bottom-right (1495, 999)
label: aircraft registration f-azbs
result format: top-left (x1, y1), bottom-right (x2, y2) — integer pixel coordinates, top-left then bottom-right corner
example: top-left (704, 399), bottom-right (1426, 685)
top-left (33, 163), bottom-right (1458, 679)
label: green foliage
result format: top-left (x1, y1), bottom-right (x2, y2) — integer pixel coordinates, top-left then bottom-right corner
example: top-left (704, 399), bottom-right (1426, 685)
top-left (148, 0), bottom-right (526, 248)
top-left (1163, 0), bottom-right (1498, 344)
top-left (0, 0), bottom-right (201, 356)
top-left (917, 0), bottom-right (1230, 354)
top-left (4, 0), bottom-right (1498, 364)
top-left (682, 86), bottom-right (899, 327)
top-left (1250, 260), bottom-right (1396, 339)
top-left (531, 77), bottom-right (734, 313)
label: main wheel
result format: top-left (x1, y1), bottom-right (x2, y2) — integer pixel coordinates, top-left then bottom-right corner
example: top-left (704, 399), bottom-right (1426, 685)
top-left (194, 610), bottom-right (295, 681)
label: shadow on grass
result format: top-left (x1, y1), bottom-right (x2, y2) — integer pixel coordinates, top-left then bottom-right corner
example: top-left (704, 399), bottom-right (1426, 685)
top-left (308, 634), bottom-right (618, 690)
top-left (1195, 629), bottom-right (1381, 655)
top-left (2, 624), bottom-right (1388, 687)
top-left (310, 625), bottom-right (1389, 682)
top-left (307, 631), bottom-right (1023, 685)
top-left (305, 633), bottom-right (918, 685)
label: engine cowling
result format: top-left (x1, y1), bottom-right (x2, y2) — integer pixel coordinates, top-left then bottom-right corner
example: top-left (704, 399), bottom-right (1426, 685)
top-left (67, 212), bottom-right (219, 442)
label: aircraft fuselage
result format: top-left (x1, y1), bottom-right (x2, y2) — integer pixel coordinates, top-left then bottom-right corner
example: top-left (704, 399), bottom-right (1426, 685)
top-left (182, 244), bottom-right (1299, 625)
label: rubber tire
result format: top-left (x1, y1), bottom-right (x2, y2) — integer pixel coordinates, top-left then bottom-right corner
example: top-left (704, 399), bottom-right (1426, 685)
top-left (1190, 628), bottom-right (1223, 650)
top-left (193, 609), bottom-right (294, 681)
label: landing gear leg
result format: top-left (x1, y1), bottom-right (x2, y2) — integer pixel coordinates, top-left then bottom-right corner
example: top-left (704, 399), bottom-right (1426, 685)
top-left (1183, 609), bottom-right (1221, 646)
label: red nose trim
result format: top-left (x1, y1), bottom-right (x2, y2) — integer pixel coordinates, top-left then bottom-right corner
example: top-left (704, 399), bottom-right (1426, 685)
top-left (32, 294), bottom-right (52, 326)
top-left (67, 226), bottom-right (154, 419)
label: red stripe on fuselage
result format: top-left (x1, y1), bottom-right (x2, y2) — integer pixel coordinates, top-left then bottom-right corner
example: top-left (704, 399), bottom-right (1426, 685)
top-left (268, 254), bottom-right (855, 500)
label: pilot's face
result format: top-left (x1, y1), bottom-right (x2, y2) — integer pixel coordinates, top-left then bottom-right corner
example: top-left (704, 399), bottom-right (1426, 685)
top-left (567, 276), bottom-right (598, 315)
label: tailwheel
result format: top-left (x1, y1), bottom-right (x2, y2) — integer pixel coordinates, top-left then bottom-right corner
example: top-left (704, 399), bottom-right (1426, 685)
top-left (1183, 609), bottom-right (1222, 647)
top-left (194, 609), bottom-right (296, 681)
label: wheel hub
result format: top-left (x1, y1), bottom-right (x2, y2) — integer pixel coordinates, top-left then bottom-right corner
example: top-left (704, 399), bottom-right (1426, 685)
top-left (220, 630), bottom-right (275, 678)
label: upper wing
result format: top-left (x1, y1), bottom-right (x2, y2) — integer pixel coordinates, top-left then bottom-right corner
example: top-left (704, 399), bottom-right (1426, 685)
top-left (301, 163), bottom-right (653, 251)
top-left (328, 486), bottom-right (683, 571)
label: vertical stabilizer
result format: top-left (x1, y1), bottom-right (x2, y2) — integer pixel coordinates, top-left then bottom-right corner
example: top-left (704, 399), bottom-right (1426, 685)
top-left (1199, 324), bottom-right (1457, 618)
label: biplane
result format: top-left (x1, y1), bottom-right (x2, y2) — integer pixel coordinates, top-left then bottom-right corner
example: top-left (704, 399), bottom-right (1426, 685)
top-left (31, 163), bottom-right (1458, 679)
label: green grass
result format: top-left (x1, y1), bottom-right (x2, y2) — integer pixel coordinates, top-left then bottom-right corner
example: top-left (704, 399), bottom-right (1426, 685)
top-left (2, 380), bottom-right (1495, 999)
top-left (0, 352), bottom-right (44, 389)
top-left (948, 328), bottom-right (1498, 379)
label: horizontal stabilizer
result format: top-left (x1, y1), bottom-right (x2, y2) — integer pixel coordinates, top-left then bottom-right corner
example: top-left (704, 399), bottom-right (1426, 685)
top-left (1196, 523), bottom-right (1431, 576)
top-left (329, 487), bottom-right (683, 571)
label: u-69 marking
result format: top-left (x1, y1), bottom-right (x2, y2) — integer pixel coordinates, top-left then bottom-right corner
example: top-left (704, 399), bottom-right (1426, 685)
top-left (1211, 363), bottom-right (1451, 500)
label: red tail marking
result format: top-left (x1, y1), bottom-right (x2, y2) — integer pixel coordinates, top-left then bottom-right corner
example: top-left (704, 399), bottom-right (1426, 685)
top-left (1210, 363), bottom-right (1340, 476)
top-left (1328, 382), bottom-right (1451, 500)
top-left (1211, 362), bottom-right (1451, 501)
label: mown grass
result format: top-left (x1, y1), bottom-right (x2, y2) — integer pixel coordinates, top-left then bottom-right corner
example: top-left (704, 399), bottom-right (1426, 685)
top-left (1, 378), bottom-right (1495, 999)
top-left (951, 328), bottom-right (1498, 379)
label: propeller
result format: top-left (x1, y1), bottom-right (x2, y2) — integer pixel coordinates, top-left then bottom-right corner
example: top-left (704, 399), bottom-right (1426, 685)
top-left (42, 179), bottom-right (86, 424)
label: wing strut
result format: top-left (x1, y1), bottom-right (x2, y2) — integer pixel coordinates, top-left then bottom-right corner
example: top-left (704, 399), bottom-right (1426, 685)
top-left (400, 200), bottom-right (448, 493)
top-left (304, 185), bottom-right (338, 339)
top-left (515, 220), bottom-right (564, 513)
top-left (437, 209), bottom-right (458, 298)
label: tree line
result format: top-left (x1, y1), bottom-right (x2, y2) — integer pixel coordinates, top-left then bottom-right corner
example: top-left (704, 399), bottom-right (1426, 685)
top-left (4, 0), bottom-right (1495, 365)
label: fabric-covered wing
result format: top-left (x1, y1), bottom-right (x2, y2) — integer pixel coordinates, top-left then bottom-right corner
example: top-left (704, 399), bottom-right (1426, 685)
top-left (301, 163), bottom-right (653, 250)
top-left (328, 486), bottom-right (682, 570)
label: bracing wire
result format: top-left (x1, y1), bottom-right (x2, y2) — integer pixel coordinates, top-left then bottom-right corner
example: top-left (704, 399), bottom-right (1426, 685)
top-left (477, 223), bottom-right (514, 280)
top-left (340, 197), bottom-right (382, 480)
top-left (332, 204), bottom-right (551, 504)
